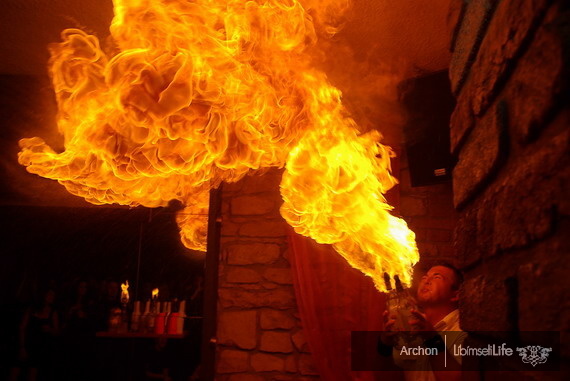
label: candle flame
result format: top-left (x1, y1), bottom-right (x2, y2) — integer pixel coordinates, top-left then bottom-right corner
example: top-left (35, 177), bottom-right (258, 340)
top-left (152, 288), bottom-right (159, 299)
top-left (121, 280), bottom-right (129, 303)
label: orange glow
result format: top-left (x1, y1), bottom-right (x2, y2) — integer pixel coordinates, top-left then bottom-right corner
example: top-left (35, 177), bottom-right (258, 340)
top-left (121, 280), bottom-right (130, 303)
top-left (18, 0), bottom-right (418, 291)
top-left (152, 288), bottom-right (159, 300)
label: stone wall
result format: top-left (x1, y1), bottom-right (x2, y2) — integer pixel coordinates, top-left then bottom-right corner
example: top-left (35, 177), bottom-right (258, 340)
top-left (449, 0), bottom-right (569, 371)
top-left (397, 150), bottom-right (458, 276)
top-left (214, 168), bottom-right (320, 380)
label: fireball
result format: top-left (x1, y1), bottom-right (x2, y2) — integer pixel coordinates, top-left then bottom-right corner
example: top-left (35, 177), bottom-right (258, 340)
top-left (18, 0), bottom-right (418, 291)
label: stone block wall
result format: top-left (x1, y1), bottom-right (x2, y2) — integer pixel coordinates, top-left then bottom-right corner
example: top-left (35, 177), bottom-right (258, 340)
top-left (214, 168), bottom-right (320, 380)
top-left (449, 0), bottom-right (569, 361)
top-left (397, 149), bottom-right (458, 275)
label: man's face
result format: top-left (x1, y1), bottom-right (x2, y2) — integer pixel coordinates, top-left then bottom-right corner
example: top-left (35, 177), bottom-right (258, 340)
top-left (416, 266), bottom-right (459, 307)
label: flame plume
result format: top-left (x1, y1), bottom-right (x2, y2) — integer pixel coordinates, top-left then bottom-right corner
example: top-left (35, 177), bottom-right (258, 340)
top-left (18, 0), bottom-right (418, 291)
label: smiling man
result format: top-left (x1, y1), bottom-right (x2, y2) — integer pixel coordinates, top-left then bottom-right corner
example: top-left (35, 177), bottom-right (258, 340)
top-left (379, 262), bottom-right (467, 381)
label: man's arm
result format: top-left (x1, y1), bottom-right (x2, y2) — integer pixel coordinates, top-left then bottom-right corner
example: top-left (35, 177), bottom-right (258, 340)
top-left (376, 311), bottom-right (404, 371)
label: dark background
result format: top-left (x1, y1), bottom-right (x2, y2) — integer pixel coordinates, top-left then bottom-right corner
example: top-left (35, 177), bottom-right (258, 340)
top-left (0, 204), bottom-right (204, 302)
top-left (0, 75), bottom-right (205, 380)
top-left (0, 74), bottom-right (205, 301)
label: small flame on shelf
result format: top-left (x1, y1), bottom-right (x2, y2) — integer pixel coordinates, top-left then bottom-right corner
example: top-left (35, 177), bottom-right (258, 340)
top-left (152, 288), bottom-right (159, 300)
top-left (121, 280), bottom-right (129, 304)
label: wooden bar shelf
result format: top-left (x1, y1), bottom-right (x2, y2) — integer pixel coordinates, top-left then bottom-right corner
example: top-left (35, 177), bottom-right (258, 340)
top-left (96, 331), bottom-right (187, 339)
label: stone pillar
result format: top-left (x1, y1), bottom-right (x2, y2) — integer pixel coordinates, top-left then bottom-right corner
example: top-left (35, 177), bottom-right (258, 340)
top-left (214, 168), bottom-right (320, 380)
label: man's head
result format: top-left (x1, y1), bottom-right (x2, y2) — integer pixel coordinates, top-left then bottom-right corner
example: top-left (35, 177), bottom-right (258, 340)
top-left (416, 262), bottom-right (463, 308)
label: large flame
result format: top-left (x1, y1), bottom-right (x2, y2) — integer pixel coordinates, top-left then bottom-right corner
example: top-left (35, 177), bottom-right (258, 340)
top-left (18, 0), bottom-right (418, 291)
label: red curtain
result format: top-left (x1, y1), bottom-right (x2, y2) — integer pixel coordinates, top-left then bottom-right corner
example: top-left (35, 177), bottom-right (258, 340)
top-left (288, 231), bottom-right (403, 381)
top-left (287, 150), bottom-right (404, 380)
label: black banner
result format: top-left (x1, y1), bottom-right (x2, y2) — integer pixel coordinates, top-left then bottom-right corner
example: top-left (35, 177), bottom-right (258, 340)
top-left (351, 331), bottom-right (561, 372)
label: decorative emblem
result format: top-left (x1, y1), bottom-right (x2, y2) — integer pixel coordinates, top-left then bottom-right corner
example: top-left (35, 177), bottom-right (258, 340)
top-left (516, 345), bottom-right (552, 367)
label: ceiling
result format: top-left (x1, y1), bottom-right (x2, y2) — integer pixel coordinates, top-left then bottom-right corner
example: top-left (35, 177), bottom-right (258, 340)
top-left (0, 0), bottom-right (454, 76)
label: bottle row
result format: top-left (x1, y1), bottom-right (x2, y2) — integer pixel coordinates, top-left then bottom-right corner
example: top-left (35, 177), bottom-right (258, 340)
top-left (108, 300), bottom-right (187, 335)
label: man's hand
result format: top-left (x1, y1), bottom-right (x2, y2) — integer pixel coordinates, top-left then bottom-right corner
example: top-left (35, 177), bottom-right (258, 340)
top-left (408, 309), bottom-right (437, 339)
top-left (380, 310), bottom-right (399, 346)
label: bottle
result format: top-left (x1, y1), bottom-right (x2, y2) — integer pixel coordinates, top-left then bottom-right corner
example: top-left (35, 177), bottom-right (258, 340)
top-left (167, 312), bottom-right (179, 334)
top-left (141, 300), bottom-right (150, 332)
top-left (131, 301), bottom-right (141, 332)
top-left (394, 275), bottom-right (410, 331)
top-left (154, 313), bottom-right (166, 334)
top-left (384, 273), bottom-right (420, 347)
top-left (384, 273), bottom-right (401, 331)
top-left (147, 300), bottom-right (157, 333)
top-left (164, 302), bottom-right (171, 333)
top-left (383, 272), bottom-right (392, 291)
top-left (177, 300), bottom-right (186, 334)
top-left (394, 275), bottom-right (420, 345)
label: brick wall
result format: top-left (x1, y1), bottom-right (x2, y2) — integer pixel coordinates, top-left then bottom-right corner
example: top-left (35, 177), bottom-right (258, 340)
top-left (449, 0), bottom-right (569, 372)
top-left (214, 168), bottom-right (320, 380)
top-left (397, 149), bottom-right (458, 282)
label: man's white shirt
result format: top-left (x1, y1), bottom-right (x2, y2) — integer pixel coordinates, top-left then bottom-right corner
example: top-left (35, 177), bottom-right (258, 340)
top-left (392, 309), bottom-right (467, 381)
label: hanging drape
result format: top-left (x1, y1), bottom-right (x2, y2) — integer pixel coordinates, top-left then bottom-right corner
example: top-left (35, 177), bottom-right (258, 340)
top-left (288, 231), bottom-right (404, 381)
top-left (287, 150), bottom-right (403, 381)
